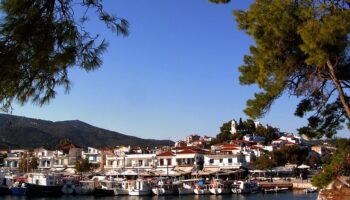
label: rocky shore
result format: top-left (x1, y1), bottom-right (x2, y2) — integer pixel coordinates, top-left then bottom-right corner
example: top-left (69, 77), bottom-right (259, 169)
top-left (317, 179), bottom-right (350, 200)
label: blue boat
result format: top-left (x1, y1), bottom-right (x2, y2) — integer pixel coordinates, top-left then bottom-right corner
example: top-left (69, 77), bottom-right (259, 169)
top-left (10, 186), bottom-right (27, 195)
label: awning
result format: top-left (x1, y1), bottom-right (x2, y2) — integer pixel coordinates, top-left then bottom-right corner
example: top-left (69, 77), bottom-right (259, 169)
top-left (297, 164), bottom-right (310, 169)
top-left (121, 169), bottom-right (138, 176)
top-left (104, 169), bottom-right (122, 176)
top-left (174, 166), bottom-right (194, 174)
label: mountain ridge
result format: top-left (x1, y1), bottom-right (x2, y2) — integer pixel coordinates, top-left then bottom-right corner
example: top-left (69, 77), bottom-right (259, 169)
top-left (0, 114), bottom-right (173, 149)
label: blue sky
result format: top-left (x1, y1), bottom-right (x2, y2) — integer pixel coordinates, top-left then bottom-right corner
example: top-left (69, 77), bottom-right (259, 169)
top-left (10, 1), bottom-right (347, 140)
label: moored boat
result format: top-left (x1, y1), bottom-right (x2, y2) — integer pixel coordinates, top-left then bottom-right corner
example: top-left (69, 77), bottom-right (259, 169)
top-left (74, 180), bottom-right (95, 195)
top-left (94, 179), bottom-right (117, 196)
top-left (232, 180), bottom-right (259, 194)
top-left (152, 183), bottom-right (178, 195)
top-left (208, 179), bottom-right (231, 195)
top-left (178, 179), bottom-right (198, 195)
top-left (61, 177), bottom-right (78, 195)
top-left (0, 174), bottom-right (15, 195)
top-left (114, 181), bottom-right (129, 195)
top-left (10, 181), bottom-right (27, 196)
top-left (194, 180), bottom-right (210, 195)
top-left (25, 172), bottom-right (63, 196)
top-left (305, 187), bottom-right (318, 193)
top-left (128, 179), bottom-right (152, 196)
top-left (264, 186), bottom-right (289, 193)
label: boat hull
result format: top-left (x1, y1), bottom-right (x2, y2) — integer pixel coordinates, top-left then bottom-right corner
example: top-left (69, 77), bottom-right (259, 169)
top-left (94, 188), bottom-right (115, 196)
top-left (178, 188), bottom-right (194, 195)
top-left (264, 187), bottom-right (289, 193)
top-left (152, 188), bottom-right (176, 195)
top-left (0, 186), bottom-right (11, 195)
top-left (74, 186), bottom-right (94, 195)
top-left (114, 188), bottom-right (129, 195)
top-left (10, 187), bottom-right (27, 195)
top-left (61, 185), bottom-right (75, 195)
top-left (194, 189), bottom-right (210, 195)
top-left (26, 183), bottom-right (63, 196)
top-left (128, 189), bottom-right (152, 196)
top-left (209, 188), bottom-right (231, 195)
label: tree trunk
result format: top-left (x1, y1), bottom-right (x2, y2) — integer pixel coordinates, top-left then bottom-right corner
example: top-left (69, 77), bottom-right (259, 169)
top-left (326, 60), bottom-right (350, 119)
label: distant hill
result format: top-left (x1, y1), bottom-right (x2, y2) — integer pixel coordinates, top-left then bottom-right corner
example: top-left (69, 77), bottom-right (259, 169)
top-left (0, 114), bottom-right (173, 149)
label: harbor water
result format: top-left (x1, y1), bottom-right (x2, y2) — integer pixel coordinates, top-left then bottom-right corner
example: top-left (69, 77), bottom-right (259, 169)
top-left (1, 191), bottom-right (318, 200)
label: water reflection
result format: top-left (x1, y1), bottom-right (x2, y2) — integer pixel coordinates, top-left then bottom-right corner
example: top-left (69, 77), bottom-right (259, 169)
top-left (2, 192), bottom-right (318, 200)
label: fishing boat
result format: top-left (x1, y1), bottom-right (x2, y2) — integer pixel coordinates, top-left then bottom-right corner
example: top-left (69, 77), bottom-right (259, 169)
top-left (264, 186), bottom-right (289, 193)
top-left (26, 172), bottom-right (63, 196)
top-left (152, 179), bottom-right (178, 195)
top-left (178, 179), bottom-right (198, 195)
top-left (128, 179), bottom-right (152, 196)
top-left (0, 174), bottom-right (15, 195)
top-left (232, 180), bottom-right (259, 194)
top-left (74, 180), bottom-right (96, 195)
top-left (95, 179), bottom-right (117, 196)
top-left (61, 177), bottom-right (78, 195)
top-left (305, 187), bottom-right (318, 193)
top-left (194, 180), bottom-right (210, 195)
top-left (114, 180), bottom-right (129, 195)
top-left (10, 180), bottom-right (27, 196)
top-left (208, 179), bottom-right (231, 195)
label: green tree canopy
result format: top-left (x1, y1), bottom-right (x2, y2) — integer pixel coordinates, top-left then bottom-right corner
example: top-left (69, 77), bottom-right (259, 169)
top-left (0, 0), bottom-right (128, 112)
top-left (75, 158), bottom-right (95, 173)
top-left (231, 0), bottom-right (350, 138)
top-left (213, 120), bottom-right (233, 143)
top-left (312, 139), bottom-right (350, 188)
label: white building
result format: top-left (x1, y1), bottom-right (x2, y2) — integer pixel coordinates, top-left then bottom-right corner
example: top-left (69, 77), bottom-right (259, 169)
top-left (156, 151), bottom-right (176, 168)
top-left (203, 153), bottom-right (247, 169)
top-left (34, 147), bottom-right (56, 169)
top-left (82, 147), bottom-right (101, 164)
top-left (124, 154), bottom-right (156, 169)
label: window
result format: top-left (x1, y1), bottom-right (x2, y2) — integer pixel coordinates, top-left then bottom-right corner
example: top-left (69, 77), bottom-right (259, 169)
top-left (160, 159), bottom-right (164, 166)
top-left (219, 159), bottom-right (223, 163)
top-left (138, 160), bottom-right (143, 166)
top-left (228, 158), bottom-right (232, 163)
top-left (167, 159), bottom-right (172, 166)
top-left (209, 159), bottom-right (214, 164)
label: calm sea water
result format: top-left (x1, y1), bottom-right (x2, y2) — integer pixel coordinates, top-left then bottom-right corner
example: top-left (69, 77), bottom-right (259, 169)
top-left (2, 191), bottom-right (318, 200)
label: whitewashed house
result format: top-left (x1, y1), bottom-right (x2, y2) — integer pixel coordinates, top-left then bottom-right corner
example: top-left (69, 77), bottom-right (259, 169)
top-left (34, 147), bottom-right (55, 169)
top-left (156, 151), bottom-right (176, 168)
top-left (124, 154), bottom-right (156, 169)
top-left (82, 147), bottom-right (101, 164)
top-left (104, 154), bottom-right (125, 169)
top-left (174, 149), bottom-right (204, 170)
top-left (203, 153), bottom-right (247, 169)
top-left (4, 152), bottom-right (21, 169)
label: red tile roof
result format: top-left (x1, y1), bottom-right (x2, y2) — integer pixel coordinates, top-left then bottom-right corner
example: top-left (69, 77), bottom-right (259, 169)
top-left (157, 151), bottom-right (174, 157)
top-left (176, 149), bottom-right (208, 154)
top-left (221, 147), bottom-right (239, 151)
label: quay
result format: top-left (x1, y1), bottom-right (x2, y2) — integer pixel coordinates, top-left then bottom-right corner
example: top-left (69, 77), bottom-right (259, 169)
top-left (258, 179), bottom-right (313, 190)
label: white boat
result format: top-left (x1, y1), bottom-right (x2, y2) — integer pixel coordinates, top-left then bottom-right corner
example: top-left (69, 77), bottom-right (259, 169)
top-left (114, 181), bottom-right (129, 195)
top-left (264, 186), bottom-right (289, 193)
top-left (209, 179), bottom-right (231, 195)
top-left (128, 179), bottom-right (152, 196)
top-left (25, 172), bottom-right (63, 196)
top-left (232, 180), bottom-right (259, 194)
top-left (0, 174), bottom-right (15, 195)
top-left (152, 184), bottom-right (177, 195)
top-left (194, 184), bottom-right (210, 195)
top-left (74, 180), bottom-right (95, 195)
top-left (178, 179), bottom-right (198, 195)
top-left (305, 187), bottom-right (318, 193)
top-left (95, 180), bottom-right (117, 196)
